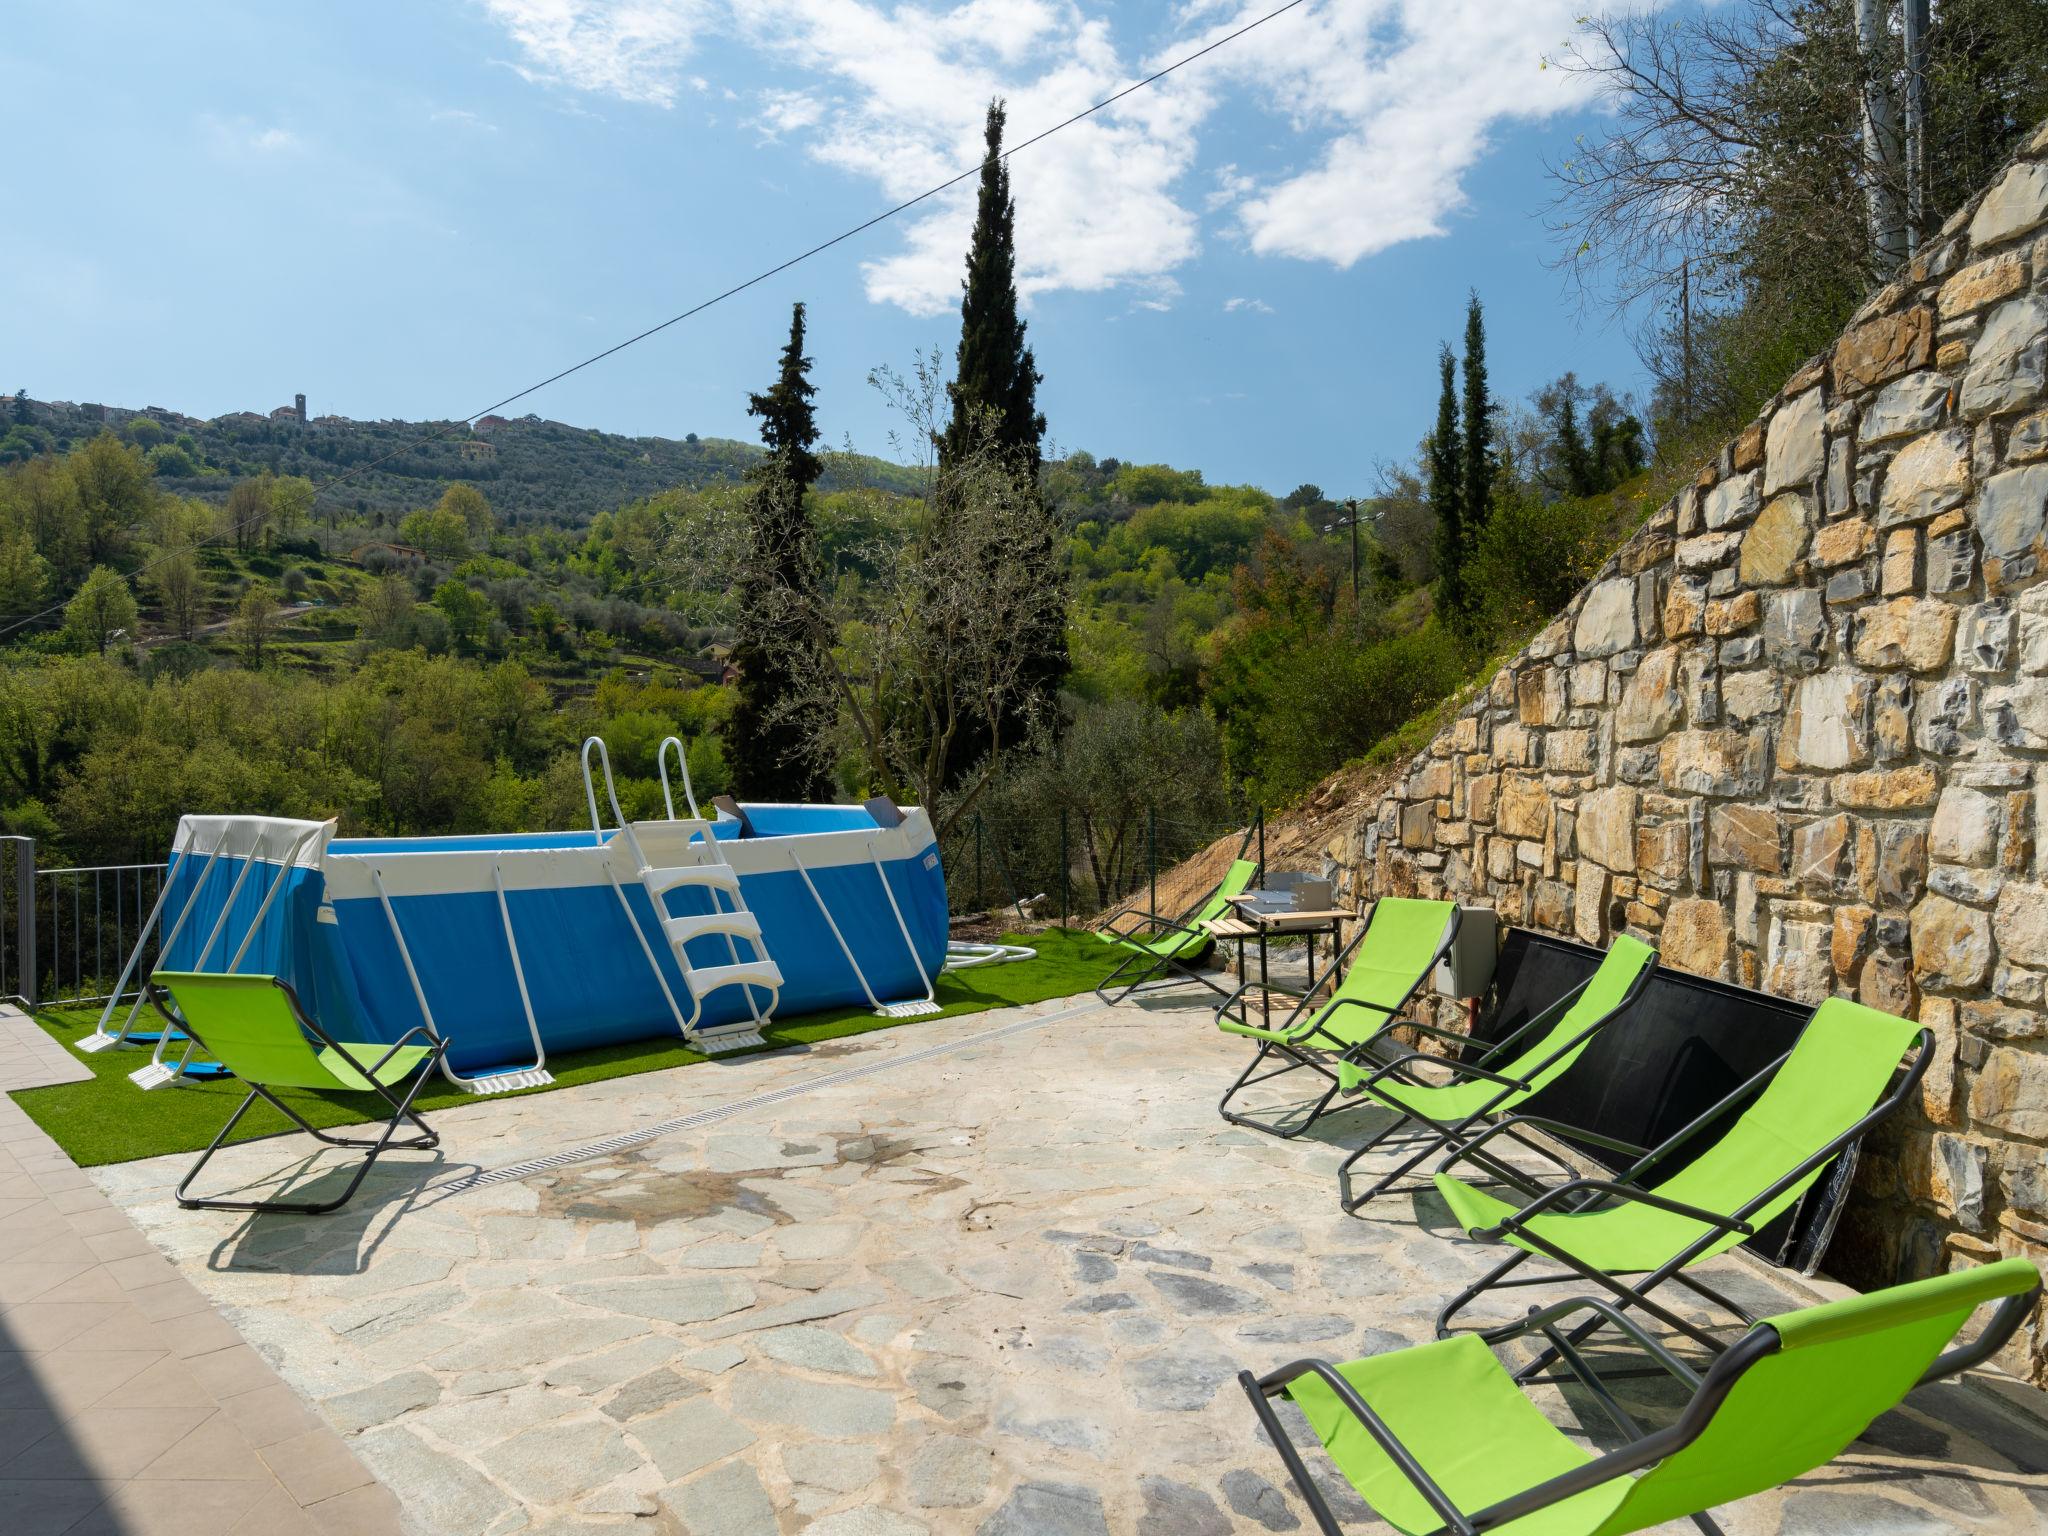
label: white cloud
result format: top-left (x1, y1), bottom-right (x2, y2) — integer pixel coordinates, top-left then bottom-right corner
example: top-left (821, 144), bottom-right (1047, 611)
top-left (474, 0), bottom-right (1613, 306)
top-left (479, 0), bottom-right (714, 107)
top-left (1222, 296), bottom-right (1272, 314)
top-left (753, 88), bottom-right (826, 140)
top-left (1185, 0), bottom-right (1596, 266)
top-left (200, 115), bottom-right (305, 157)
top-left (431, 106), bottom-right (500, 132)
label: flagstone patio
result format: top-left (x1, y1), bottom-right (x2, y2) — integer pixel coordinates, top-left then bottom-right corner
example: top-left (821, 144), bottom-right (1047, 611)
top-left (78, 990), bottom-right (2048, 1535)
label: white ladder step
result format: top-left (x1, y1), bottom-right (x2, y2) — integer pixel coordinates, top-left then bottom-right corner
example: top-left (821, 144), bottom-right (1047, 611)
top-left (684, 960), bottom-right (783, 999)
top-left (692, 1027), bottom-right (767, 1055)
top-left (663, 910), bottom-right (763, 948)
top-left (640, 863), bottom-right (740, 897)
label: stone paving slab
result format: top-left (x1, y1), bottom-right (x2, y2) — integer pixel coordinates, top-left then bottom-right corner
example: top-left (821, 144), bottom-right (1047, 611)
top-left (0, 1087), bottom-right (401, 1536)
top-left (81, 990), bottom-right (2048, 1534)
top-left (0, 1003), bottom-right (93, 1091)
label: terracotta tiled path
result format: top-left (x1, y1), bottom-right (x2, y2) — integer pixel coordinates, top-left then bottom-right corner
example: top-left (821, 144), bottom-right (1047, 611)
top-left (0, 1007), bottom-right (399, 1536)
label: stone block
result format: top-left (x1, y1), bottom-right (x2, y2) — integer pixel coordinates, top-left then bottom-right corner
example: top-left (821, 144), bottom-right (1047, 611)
top-left (1969, 1045), bottom-right (2048, 1140)
top-left (1931, 786), bottom-right (2000, 868)
top-left (1635, 820), bottom-right (1689, 887)
top-left (2012, 408), bottom-right (2048, 463)
top-left (1779, 669), bottom-right (1871, 771)
top-left (1572, 578), bottom-right (1638, 658)
top-left (1953, 599), bottom-right (2011, 673)
top-left (1851, 595), bottom-right (1957, 672)
top-left (1877, 428), bottom-right (1972, 526)
top-left (1880, 527), bottom-right (1918, 595)
top-left (1613, 651), bottom-right (1679, 745)
top-left (1578, 784), bottom-right (1637, 873)
top-left (1733, 419), bottom-right (1765, 471)
top-left (1873, 673), bottom-right (1913, 760)
top-left (1531, 878), bottom-right (1572, 932)
top-left (1574, 861), bottom-right (1610, 945)
top-left (1662, 897), bottom-right (1730, 979)
top-left (1979, 463), bottom-right (2048, 585)
top-left (1708, 803), bottom-right (1783, 873)
top-left (1765, 912), bottom-right (1833, 1001)
top-left (1959, 295), bottom-right (2048, 419)
top-left (1969, 159), bottom-right (2048, 249)
top-left (1496, 775), bottom-right (1549, 839)
top-left (1704, 590), bottom-right (1761, 634)
top-left (1677, 531), bottom-right (1740, 571)
top-left (1659, 730), bottom-right (1769, 798)
top-left (1836, 765), bottom-right (1941, 810)
top-left (1986, 681), bottom-right (2048, 749)
top-left (1994, 879), bottom-right (2048, 968)
top-left (1858, 373), bottom-right (1950, 442)
top-left (1703, 471), bottom-right (1760, 531)
top-left (1833, 904), bottom-right (1875, 979)
top-left (1517, 665), bottom-right (1564, 726)
top-left (1764, 389), bottom-right (1824, 492)
top-left (1738, 493), bottom-right (1809, 584)
top-left (1791, 813), bottom-right (1853, 892)
top-left (1875, 823), bottom-right (1925, 909)
top-left (1834, 305), bottom-right (1934, 395)
top-left (1939, 250), bottom-right (2029, 319)
top-left (1916, 674), bottom-right (1980, 755)
top-left (1812, 516), bottom-right (1872, 567)
top-left (1761, 588), bottom-right (1828, 674)
top-left (1720, 669), bottom-right (1780, 723)
top-left (1911, 894), bottom-right (1994, 990)
top-left (1826, 435), bottom-right (1855, 516)
top-left (1926, 526), bottom-right (1977, 593)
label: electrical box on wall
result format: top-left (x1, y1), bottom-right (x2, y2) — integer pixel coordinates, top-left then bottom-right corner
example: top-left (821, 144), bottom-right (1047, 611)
top-left (1435, 907), bottom-right (1498, 999)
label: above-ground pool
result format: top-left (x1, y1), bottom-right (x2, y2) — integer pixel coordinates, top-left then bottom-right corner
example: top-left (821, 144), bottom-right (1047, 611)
top-left (96, 773), bottom-right (951, 1087)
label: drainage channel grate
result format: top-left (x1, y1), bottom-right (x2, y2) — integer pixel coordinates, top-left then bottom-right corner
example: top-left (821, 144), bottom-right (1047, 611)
top-left (446, 997), bottom-right (1098, 1191)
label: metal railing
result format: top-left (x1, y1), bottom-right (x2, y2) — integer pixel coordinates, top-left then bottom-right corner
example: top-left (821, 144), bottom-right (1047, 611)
top-left (937, 805), bottom-right (1262, 926)
top-left (0, 836), bottom-right (170, 1010)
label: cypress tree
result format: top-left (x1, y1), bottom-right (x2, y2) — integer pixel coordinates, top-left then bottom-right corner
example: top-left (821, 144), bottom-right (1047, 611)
top-left (942, 98), bottom-right (1066, 761)
top-left (729, 302), bottom-right (832, 802)
top-left (1556, 395), bottom-right (1595, 498)
top-left (1429, 345), bottom-right (1466, 625)
top-left (1459, 291), bottom-right (1495, 548)
top-left (943, 100), bottom-right (1046, 475)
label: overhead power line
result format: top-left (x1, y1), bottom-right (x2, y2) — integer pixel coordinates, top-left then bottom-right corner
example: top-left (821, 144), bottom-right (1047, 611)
top-left (2, 0), bottom-right (1310, 643)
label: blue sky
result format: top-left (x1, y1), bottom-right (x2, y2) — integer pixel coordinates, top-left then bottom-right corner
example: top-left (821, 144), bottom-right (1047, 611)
top-left (2, 1), bottom-right (1649, 497)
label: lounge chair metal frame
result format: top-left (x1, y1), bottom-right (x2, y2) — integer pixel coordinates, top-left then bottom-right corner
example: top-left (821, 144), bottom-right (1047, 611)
top-left (1216, 902), bottom-right (1461, 1141)
top-left (1336, 941), bottom-right (1659, 1215)
top-left (1095, 834), bottom-right (1261, 1006)
top-left (145, 975), bottom-right (446, 1216)
top-left (1432, 1021), bottom-right (1933, 1361)
top-left (1241, 1270), bottom-right (2039, 1536)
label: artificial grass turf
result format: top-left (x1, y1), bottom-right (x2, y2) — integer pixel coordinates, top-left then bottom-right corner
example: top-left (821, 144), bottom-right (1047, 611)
top-left (11, 928), bottom-right (1112, 1168)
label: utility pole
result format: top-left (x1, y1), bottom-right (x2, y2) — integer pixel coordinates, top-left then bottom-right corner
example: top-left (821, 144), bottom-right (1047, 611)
top-left (1856, 0), bottom-right (1907, 269)
top-left (1903, 0), bottom-right (1931, 253)
top-left (1324, 500), bottom-right (1362, 601)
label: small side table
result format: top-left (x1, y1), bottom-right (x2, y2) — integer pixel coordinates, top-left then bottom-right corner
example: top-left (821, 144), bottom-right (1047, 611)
top-left (1207, 899), bottom-right (1353, 1031)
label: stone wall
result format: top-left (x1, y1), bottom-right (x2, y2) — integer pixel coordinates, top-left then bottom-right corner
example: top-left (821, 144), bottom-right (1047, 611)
top-left (1337, 122), bottom-right (2048, 1377)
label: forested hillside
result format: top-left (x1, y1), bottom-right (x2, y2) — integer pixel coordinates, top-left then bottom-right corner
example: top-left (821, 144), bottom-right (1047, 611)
top-left (0, 396), bottom-right (920, 525)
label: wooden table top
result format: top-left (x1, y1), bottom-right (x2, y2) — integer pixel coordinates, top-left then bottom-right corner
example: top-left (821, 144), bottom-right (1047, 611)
top-left (1213, 900), bottom-right (1355, 932)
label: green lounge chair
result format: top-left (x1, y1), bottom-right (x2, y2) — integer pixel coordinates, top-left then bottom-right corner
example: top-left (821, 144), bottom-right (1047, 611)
top-left (1216, 898), bottom-right (1460, 1140)
top-left (147, 971), bottom-right (446, 1215)
top-left (1096, 856), bottom-right (1260, 1005)
top-left (1241, 1256), bottom-right (2040, 1536)
top-left (1335, 935), bottom-right (1658, 1216)
top-left (1431, 995), bottom-right (1930, 1354)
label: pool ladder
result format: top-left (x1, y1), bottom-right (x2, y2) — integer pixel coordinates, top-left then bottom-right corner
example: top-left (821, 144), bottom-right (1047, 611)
top-left (585, 737), bottom-right (782, 1055)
